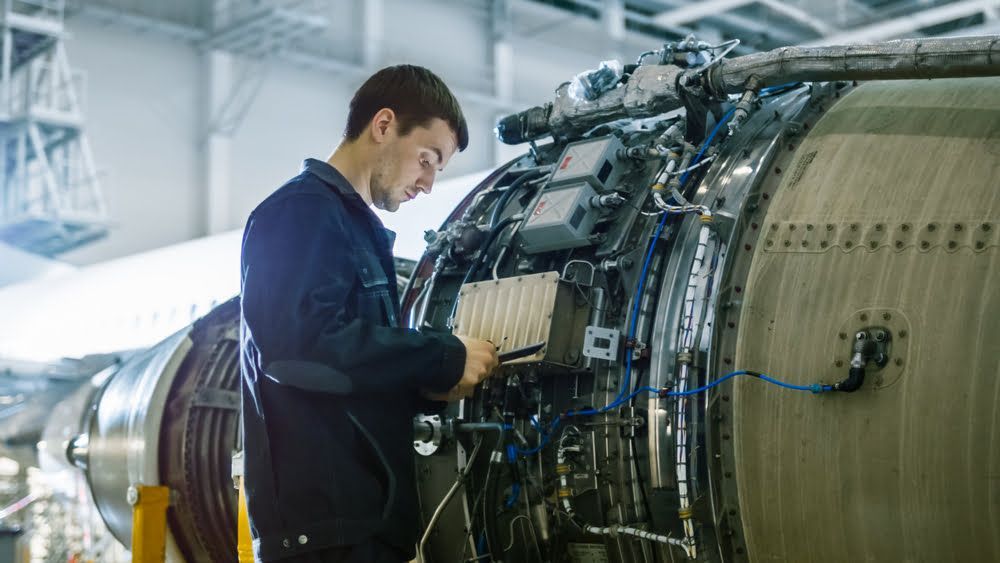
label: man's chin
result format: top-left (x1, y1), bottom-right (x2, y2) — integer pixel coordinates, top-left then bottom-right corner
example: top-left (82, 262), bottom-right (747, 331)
top-left (374, 199), bottom-right (401, 213)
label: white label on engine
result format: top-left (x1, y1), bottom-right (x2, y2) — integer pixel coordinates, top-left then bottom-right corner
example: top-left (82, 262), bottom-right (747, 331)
top-left (567, 543), bottom-right (610, 563)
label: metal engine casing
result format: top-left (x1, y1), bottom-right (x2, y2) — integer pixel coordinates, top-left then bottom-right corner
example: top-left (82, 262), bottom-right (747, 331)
top-left (406, 77), bottom-right (1000, 563)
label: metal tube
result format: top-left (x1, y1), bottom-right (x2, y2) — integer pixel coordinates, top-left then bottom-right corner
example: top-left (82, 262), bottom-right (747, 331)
top-left (496, 35), bottom-right (1000, 144)
top-left (712, 35), bottom-right (1000, 94)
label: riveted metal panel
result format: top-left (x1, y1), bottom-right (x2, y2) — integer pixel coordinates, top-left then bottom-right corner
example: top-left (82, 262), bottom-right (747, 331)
top-left (733, 78), bottom-right (1000, 563)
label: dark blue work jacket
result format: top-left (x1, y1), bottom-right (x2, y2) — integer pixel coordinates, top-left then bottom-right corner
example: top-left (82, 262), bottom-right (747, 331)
top-left (239, 159), bottom-right (465, 561)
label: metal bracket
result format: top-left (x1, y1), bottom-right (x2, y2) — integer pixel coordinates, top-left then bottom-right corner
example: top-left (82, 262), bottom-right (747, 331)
top-left (413, 414), bottom-right (445, 457)
top-left (583, 326), bottom-right (620, 361)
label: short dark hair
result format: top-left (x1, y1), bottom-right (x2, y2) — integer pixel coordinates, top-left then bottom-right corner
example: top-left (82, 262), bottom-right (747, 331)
top-left (344, 65), bottom-right (469, 151)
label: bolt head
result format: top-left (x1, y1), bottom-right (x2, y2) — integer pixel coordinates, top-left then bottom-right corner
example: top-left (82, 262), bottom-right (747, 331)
top-left (126, 486), bottom-right (139, 506)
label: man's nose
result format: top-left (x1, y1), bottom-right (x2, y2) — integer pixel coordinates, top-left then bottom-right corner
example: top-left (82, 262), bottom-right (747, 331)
top-left (418, 171), bottom-right (436, 194)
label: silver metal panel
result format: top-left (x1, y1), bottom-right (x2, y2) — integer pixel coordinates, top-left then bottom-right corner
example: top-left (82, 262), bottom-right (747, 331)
top-left (85, 326), bottom-right (191, 557)
top-left (520, 183), bottom-right (598, 253)
top-left (549, 136), bottom-right (625, 191)
top-left (583, 326), bottom-right (620, 361)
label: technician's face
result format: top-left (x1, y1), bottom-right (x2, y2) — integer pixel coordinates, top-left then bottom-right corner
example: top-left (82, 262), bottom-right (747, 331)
top-left (371, 117), bottom-right (458, 212)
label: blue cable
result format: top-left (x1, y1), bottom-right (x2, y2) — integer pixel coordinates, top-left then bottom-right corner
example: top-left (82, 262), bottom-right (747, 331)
top-left (516, 370), bottom-right (830, 457)
top-left (514, 416), bottom-right (561, 456)
top-left (516, 109), bottom-right (739, 459)
top-left (616, 107), bottom-right (737, 407)
top-left (663, 370), bottom-right (832, 396)
top-left (504, 482), bottom-right (521, 509)
top-left (760, 82), bottom-right (804, 97)
top-left (476, 532), bottom-right (487, 560)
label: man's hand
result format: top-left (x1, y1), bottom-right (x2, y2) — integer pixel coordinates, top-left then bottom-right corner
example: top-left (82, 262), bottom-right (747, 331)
top-left (425, 336), bottom-right (499, 402)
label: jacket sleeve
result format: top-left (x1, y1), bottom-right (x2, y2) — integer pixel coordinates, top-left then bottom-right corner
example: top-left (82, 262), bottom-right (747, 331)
top-left (241, 193), bottom-right (465, 396)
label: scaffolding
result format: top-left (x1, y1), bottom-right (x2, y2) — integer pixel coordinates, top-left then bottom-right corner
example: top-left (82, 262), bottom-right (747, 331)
top-left (0, 0), bottom-right (106, 256)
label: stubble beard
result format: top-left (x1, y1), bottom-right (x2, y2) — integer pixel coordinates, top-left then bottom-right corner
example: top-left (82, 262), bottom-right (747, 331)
top-left (370, 158), bottom-right (400, 212)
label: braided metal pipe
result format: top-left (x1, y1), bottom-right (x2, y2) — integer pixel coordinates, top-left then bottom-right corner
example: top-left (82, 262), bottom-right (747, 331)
top-left (495, 35), bottom-right (1000, 144)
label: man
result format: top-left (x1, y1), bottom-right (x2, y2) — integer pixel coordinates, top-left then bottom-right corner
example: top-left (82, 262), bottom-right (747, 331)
top-left (240, 65), bottom-right (498, 562)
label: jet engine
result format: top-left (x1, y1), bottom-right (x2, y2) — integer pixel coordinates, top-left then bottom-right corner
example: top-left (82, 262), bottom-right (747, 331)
top-left (407, 39), bottom-right (1000, 563)
top-left (41, 36), bottom-right (1000, 563)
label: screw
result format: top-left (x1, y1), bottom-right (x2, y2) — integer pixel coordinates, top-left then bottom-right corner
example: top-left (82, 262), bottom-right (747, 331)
top-left (845, 241), bottom-right (853, 249)
top-left (895, 241), bottom-right (904, 249)
top-left (954, 223), bottom-right (963, 232)
top-left (860, 313), bottom-right (869, 322)
top-left (883, 312), bottom-right (891, 321)
top-left (982, 223), bottom-right (992, 232)
top-left (789, 224), bottom-right (796, 231)
top-left (802, 241), bottom-right (809, 247)
top-left (774, 167), bottom-right (782, 174)
top-left (976, 241), bottom-right (986, 250)
top-left (820, 241), bottom-right (828, 248)
top-left (835, 360), bottom-right (843, 367)
top-left (784, 240), bottom-right (791, 247)
top-left (850, 223), bottom-right (859, 231)
top-left (874, 330), bottom-right (887, 342)
top-left (869, 241), bottom-right (878, 249)
top-left (838, 332), bottom-right (847, 340)
top-left (806, 224), bottom-right (814, 231)
top-left (826, 224), bottom-right (834, 231)
top-left (928, 223), bottom-right (937, 232)
top-left (901, 223), bottom-right (911, 232)
top-left (766, 240), bottom-right (774, 247)
top-left (899, 330), bottom-right (907, 338)
top-left (921, 241), bottom-right (930, 249)
top-left (751, 222), bottom-right (759, 230)
top-left (724, 471), bottom-right (733, 477)
top-left (895, 358), bottom-right (903, 366)
top-left (771, 223), bottom-right (779, 231)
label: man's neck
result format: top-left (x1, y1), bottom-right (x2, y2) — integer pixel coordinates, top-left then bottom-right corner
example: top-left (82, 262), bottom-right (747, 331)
top-left (326, 142), bottom-right (373, 206)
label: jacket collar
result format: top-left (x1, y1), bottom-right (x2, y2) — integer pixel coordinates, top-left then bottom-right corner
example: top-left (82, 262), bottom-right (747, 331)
top-left (302, 158), bottom-right (357, 199)
top-left (301, 158), bottom-right (397, 254)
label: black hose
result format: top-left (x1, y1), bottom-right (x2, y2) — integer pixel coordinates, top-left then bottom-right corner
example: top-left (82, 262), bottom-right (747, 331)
top-left (483, 457), bottom-right (504, 562)
top-left (490, 169), bottom-right (545, 229)
top-left (465, 215), bottom-right (522, 284)
top-left (834, 366), bottom-right (866, 392)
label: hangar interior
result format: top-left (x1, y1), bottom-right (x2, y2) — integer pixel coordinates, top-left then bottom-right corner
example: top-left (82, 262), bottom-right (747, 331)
top-left (0, 1), bottom-right (997, 562)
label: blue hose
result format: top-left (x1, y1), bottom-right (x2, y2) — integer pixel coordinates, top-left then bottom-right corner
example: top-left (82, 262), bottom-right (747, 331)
top-left (515, 107), bottom-right (837, 458)
top-left (616, 107), bottom-right (737, 406)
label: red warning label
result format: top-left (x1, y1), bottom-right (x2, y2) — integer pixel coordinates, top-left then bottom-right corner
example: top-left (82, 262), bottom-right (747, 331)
top-left (559, 156), bottom-right (573, 170)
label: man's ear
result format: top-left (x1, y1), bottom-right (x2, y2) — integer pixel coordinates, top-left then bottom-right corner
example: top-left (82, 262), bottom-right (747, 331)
top-left (369, 108), bottom-right (396, 144)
